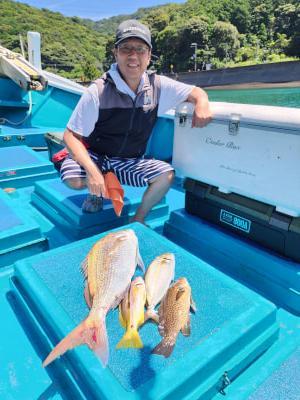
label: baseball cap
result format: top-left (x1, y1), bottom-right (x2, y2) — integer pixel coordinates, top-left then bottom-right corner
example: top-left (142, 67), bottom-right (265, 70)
top-left (115, 19), bottom-right (152, 48)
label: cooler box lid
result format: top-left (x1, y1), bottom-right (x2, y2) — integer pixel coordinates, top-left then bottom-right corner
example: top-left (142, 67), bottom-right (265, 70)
top-left (173, 102), bottom-right (300, 217)
top-left (12, 223), bottom-right (278, 399)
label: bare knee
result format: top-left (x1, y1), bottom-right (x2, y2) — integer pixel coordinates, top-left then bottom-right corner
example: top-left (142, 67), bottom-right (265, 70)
top-left (166, 170), bottom-right (175, 184)
top-left (149, 170), bottom-right (175, 186)
top-left (64, 178), bottom-right (86, 190)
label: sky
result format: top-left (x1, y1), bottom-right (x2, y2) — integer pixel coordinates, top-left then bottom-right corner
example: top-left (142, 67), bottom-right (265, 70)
top-left (15, 0), bottom-right (187, 20)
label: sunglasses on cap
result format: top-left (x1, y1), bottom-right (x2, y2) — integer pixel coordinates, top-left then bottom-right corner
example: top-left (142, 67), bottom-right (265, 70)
top-left (117, 43), bottom-right (150, 55)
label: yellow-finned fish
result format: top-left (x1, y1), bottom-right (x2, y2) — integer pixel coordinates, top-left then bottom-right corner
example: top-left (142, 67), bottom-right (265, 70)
top-left (144, 253), bottom-right (175, 323)
top-left (152, 277), bottom-right (193, 358)
top-left (116, 276), bottom-right (146, 349)
top-left (42, 229), bottom-right (144, 368)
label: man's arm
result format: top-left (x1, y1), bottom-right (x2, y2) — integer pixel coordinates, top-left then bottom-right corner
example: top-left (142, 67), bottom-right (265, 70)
top-left (187, 87), bottom-right (212, 128)
top-left (64, 129), bottom-right (107, 198)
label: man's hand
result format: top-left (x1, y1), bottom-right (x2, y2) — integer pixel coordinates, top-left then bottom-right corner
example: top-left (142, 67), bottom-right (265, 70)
top-left (187, 87), bottom-right (213, 128)
top-left (86, 169), bottom-right (108, 198)
top-left (192, 103), bottom-right (212, 128)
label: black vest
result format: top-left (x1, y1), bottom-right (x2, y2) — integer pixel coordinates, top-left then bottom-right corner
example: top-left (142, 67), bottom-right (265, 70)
top-left (85, 72), bottom-right (161, 158)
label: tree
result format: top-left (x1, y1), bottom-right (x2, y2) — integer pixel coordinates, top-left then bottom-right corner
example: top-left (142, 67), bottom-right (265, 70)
top-left (230, 3), bottom-right (250, 34)
top-left (274, 4), bottom-right (298, 37)
top-left (211, 21), bottom-right (240, 60)
top-left (288, 34), bottom-right (300, 56)
top-left (81, 57), bottom-right (100, 81)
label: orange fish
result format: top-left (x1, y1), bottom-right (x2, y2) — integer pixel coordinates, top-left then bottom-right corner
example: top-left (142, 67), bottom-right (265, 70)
top-left (42, 229), bottom-right (144, 368)
top-left (104, 172), bottom-right (124, 217)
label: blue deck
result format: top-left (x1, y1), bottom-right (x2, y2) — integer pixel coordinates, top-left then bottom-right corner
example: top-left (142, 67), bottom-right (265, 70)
top-left (1, 167), bottom-right (300, 399)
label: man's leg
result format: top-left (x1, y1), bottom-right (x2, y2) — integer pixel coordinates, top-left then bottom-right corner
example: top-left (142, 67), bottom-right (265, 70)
top-left (64, 177), bottom-right (86, 190)
top-left (132, 170), bottom-right (174, 224)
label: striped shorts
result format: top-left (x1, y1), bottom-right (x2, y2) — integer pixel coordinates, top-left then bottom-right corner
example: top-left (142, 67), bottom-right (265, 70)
top-left (60, 151), bottom-right (174, 187)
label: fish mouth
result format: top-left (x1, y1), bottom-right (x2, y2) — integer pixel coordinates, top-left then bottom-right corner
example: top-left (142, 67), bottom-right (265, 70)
top-left (160, 253), bottom-right (175, 262)
top-left (132, 276), bottom-right (144, 286)
top-left (176, 277), bottom-right (189, 286)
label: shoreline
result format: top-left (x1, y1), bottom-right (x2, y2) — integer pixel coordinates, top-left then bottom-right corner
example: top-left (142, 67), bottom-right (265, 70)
top-left (204, 81), bottom-right (300, 90)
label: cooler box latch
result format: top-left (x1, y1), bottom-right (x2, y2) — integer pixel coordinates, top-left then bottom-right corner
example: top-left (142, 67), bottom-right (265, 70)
top-left (228, 114), bottom-right (241, 135)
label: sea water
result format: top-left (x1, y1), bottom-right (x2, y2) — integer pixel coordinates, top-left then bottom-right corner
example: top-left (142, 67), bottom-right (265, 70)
top-left (207, 87), bottom-right (300, 108)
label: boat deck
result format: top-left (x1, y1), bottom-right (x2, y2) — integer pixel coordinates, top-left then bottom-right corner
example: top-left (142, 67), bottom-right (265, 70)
top-left (1, 160), bottom-right (299, 399)
top-left (0, 81), bottom-right (300, 398)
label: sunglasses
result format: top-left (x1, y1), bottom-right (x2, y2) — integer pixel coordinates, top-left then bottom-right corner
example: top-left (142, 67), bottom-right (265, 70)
top-left (117, 44), bottom-right (150, 55)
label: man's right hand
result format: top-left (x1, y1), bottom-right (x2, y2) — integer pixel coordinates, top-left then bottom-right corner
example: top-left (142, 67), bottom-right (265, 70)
top-left (86, 169), bottom-right (108, 198)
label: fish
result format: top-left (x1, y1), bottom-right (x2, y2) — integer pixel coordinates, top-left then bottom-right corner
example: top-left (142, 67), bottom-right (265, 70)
top-left (116, 276), bottom-right (146, 349)
top-left (104, 172), bottom-right (124, 217)
top-left (42, 229), bottom-right (144, 368)
top-left (144, 253), bottom-right (175, 323)
top-left (152, 277), bottom-right (192, 358)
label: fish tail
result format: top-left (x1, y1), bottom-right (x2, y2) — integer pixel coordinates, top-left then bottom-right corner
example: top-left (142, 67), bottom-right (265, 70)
top-left (116, 328), bottom-right (143, 349)
top-left (43, 315), bottom-right (109, 368)
top-left (144, 308), bottom-right (159, 324)
top-left (151, 338), bottom-right (175, 358)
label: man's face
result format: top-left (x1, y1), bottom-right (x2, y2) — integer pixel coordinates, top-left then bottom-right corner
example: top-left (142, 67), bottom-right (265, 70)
top-left (114, 38), bottom-right (151, 83)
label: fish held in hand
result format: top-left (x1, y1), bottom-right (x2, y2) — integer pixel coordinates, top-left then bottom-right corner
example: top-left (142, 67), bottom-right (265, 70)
top-left (117, 276), bottom-right (146, 349)
top-left (42, 229), bottom-right (144, 368)
top-left (145, 253), bottom-right (175, 323)
top-left (152, 277), bottom-right (192, 358)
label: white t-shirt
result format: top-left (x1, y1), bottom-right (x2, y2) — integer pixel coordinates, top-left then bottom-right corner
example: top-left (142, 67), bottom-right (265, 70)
top-left (67, 63), bottom-right (195, 137)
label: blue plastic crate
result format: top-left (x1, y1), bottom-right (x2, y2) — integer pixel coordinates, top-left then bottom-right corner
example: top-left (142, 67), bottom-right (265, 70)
top-left (32, 178), bottom-right (169, 238)
top-left (0, 145), bottom-right (57, 188)
top-left (0, 189), bottom-right (48, 267)
top-left (12, 223), bottom-right (278, 400)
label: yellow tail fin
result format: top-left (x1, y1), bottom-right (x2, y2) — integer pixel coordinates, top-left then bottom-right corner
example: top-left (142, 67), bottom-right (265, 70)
top-left (116, 329), bottom-right (143, 349)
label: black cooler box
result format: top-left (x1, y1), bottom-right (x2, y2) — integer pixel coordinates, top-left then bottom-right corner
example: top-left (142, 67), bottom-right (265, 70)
top-left (184, 178), bottom-right (300, 263)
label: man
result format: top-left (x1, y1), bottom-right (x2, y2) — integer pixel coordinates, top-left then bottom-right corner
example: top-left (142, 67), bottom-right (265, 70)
top-left (60, 19), bottom-right (212, 224)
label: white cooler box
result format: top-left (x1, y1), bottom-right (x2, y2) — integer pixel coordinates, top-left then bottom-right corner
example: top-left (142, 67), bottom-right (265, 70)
top-left (172, 102), bottom-right (300, 261)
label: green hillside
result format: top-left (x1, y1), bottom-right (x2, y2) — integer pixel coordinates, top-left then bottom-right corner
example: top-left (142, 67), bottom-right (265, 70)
top-left (0, 0), bottom-right (299, 79)
top-left (0, 0), bottom-right (108, 78)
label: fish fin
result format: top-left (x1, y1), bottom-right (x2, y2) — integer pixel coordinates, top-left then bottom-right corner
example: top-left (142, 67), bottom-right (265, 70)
top-left (84, 285), bottom-right (92, 309)
top-left (119, 304), bottom-right (127, 329)
top-left (116, 329), bottom-right (143, 349)
top-left (181, 316), bottom-right (191, 336)
top-left (81, 257), bottom-right (88, 279)
top-left (151, 338), bottom-right (175, 358)
top-left (190, 296), bottom-right (197, 313)
top-left (43, 315), bottom-right (109, 368)
top-left (136, 246), bottom-right (145, 272)
top-left (158, 321), bottom-right (165, 337)
top-left (144, 309), bottom-right (159, 324)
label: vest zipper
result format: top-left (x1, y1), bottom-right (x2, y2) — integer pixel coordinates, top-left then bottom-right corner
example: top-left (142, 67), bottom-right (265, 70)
top-left (117, 94), bottom-right (138, 156)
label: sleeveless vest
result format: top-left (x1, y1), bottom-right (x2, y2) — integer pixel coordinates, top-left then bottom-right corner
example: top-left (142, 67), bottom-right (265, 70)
top-left (84, 72), bottom-right (161, 158)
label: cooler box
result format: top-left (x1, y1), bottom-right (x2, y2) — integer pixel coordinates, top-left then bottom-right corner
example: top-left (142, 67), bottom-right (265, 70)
top-left (173, 102), bottom-right (300, 261)
top-left (184, 178), bottom-right (300, 262)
